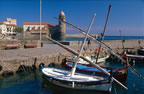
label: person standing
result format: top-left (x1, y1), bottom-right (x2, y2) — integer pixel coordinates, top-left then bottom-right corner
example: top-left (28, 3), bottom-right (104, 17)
top-left (88, 39), bottom-right (91, 47)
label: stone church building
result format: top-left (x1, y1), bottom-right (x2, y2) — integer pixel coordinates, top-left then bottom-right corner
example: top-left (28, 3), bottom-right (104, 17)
top-left (23, 11), bottom-right (66, 41)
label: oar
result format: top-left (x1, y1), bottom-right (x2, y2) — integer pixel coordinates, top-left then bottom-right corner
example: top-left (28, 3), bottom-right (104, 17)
top-left (71, 13), bottom-right (96, 77)
top-left (54, 10), bottom-right (144, 81)
top-left (95, 5), bottom-right (111, 64)
top-left (47, 37), bottom-right (128, 90)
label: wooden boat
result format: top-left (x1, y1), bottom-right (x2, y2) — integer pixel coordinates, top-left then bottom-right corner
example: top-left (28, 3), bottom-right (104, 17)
top-left (121, 53), bottom-right (144, 62)
top-left (62, 58), bottom-right (128, 82)
top-left (138, 48), bottom-right (144, 55)
top-left (67, 55), bottom-right (109, 65)
top-left (41, 67), bottom-right (112, 92)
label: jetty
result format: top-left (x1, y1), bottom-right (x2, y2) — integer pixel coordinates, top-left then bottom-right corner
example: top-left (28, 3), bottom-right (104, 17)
top-left (0, 39), bottom-right (143, 75)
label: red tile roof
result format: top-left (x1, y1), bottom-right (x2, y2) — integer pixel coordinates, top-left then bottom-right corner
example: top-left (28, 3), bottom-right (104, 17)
top-left (0, 22), bottom-right (4, 25)
top-left (0, 22), bottom-right (16, 26)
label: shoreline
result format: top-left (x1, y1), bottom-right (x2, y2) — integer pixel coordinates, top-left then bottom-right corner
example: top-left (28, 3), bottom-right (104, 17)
top-left (66, 34), bottom-right (144, 41)
top-left (66, 34), bottom-right (95, 38)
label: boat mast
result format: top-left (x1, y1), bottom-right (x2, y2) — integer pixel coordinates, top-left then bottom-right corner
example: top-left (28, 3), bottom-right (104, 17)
top-left (71, 13), bottom-right (96, 77)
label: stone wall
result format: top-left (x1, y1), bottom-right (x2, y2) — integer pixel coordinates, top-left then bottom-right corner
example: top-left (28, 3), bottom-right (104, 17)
top-left (0, 39), bottom-right (143, 76)
top-left (0, 44), bottom-right (73, 75)
top-left (69, 39), bottom-right (144, 49)
top-left (0, 53), bottom-right (72, 75)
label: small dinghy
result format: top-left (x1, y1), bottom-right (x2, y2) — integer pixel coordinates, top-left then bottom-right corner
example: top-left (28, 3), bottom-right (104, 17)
top-left (41, 67), bottom-right (112, 92)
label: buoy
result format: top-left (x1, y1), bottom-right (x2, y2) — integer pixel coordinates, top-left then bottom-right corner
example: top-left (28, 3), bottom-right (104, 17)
top-left (96, 48), bottom-right (98, 51)
top-left (2, 70), bottom-right (14, 77)
top-left (90, 49), bottom-right (93, 52)
top-left (77, 50), bottom-right (80, 52)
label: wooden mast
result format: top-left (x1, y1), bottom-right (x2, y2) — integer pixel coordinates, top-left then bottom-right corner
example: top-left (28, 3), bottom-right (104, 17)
top-left (95, 5), bottom-right (111, 64)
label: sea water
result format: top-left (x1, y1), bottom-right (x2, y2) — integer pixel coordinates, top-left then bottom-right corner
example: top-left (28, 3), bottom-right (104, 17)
top-left (66, 36), bottom-right (144, 41)
top-left (0, 61), bottom-right (144, 94)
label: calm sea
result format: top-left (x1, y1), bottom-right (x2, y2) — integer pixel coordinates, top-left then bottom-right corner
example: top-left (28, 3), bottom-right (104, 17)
top-left (66, 36), bottom-right (144, 41)
top-left (0, 61), bottom-right (144, 94)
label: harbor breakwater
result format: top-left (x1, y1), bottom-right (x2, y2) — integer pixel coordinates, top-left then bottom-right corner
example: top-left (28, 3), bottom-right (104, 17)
top-left (0, 44), bottom-right (72, 75)
top-left (0, 39), bottom-right (143, 76)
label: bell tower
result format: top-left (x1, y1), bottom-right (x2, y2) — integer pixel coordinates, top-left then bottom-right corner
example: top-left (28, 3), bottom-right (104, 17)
top-left (59, 11), bottom-right (66, 41)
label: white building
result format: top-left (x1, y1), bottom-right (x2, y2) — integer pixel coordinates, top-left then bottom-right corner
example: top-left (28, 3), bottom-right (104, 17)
top-left (23, 22), bottom-right (55, 35)
top-left (6, 18), bottom-right (17, 25)
top-left (0, 18), bottom-right (17, 35)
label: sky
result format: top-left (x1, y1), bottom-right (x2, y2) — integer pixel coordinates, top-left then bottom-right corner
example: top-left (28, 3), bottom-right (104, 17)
top-left (0, 0), bottom-right (144, 36)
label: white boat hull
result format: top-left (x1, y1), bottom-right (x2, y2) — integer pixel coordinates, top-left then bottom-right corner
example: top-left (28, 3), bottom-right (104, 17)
top-left (67, 55), bottom-right (109, 65)
top-left (41, 67), bottom-right (112, 92)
